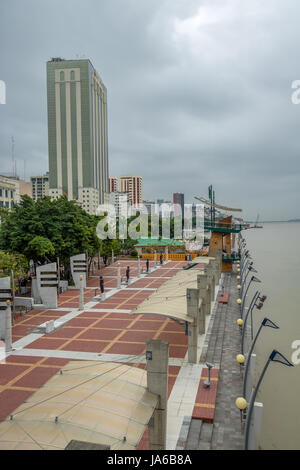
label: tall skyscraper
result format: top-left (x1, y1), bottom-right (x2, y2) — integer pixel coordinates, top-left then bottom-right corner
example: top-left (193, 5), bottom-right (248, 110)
top-left (173, 192), bottom-right (184, 218)
top-left (46, 58), bottom-right (109, 214)
top-left (120, 175), bottom-right (142, 206)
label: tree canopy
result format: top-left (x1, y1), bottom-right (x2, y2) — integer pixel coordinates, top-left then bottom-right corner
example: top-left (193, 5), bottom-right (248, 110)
top-left (0, 195), bottom-right (101, 265)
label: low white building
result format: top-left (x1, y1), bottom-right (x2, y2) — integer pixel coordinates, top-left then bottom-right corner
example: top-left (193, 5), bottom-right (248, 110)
top-left (104, 191), bottom-right (130, 218)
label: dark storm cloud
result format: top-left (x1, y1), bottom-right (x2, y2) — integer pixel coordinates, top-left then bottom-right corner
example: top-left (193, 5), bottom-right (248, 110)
top-left (1, 0), bottom-right (300, 220)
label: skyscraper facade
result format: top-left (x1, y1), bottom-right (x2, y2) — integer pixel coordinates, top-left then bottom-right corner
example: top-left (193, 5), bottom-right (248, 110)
top-left (120, 175), bottom-right (142, 206)
top-left (47, 58), bottom-right (109, 214)
top-left (109, 176), bottom-right (117, 193)
top-left (31, 172), bottom-right (49, 201)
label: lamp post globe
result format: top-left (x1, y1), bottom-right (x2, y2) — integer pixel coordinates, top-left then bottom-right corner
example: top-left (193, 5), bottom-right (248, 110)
top-left (235, 397), bottom-right (247, 410)
top-left (236, 354), bottom-right (245, 364)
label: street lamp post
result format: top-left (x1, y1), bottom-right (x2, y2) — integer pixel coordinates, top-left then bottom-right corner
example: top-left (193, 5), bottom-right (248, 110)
top-left (241, 291), bottom-right (267, 354)
top-left (241, 259), bottom-right (253, 282)
top-left (242, 290), bottom-right (259, 321)
top-left (241, 275), bottom-right (261, 316)
top-left (242, 317), bottom-right (279, 399)
top-left (244, 349), bottom-right (294, 450)
top-left (241, 265), bottom-right (257, 299)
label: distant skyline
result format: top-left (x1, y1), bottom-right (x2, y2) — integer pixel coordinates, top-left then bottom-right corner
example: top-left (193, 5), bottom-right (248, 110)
top-left (1, 1), bottom-right (300, 220)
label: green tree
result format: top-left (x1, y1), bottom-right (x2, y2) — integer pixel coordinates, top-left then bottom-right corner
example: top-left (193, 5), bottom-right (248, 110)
top-left (28, 236), bottom-right (55, 262)
top-left (0, 196), bottom-right (102, 275)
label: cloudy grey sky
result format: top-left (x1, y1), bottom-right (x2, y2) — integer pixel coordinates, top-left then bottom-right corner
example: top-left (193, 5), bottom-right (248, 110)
top-left (1, 0), bottom-right (300, 220)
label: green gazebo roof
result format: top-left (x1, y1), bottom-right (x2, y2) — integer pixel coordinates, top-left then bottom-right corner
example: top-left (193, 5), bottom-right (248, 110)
top-left (135, 238), bottom-right (185, 247)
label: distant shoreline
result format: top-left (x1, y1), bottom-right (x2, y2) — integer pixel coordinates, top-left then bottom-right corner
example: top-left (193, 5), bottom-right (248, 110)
top-left (245, 219), bottom-right (300, 224)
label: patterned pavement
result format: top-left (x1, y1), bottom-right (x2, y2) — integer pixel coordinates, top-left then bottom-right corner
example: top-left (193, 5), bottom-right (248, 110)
top-left (0, 259), bottom-right (190, 435)
top-left (1, 259), bottom-right (245, 450)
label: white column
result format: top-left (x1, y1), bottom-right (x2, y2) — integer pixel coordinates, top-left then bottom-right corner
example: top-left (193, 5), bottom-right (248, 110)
top-left (117, 263), bottom-right (121, 289)
top-left (79, 275), bottom-right (84, 310)
top-left (187, 288), bottom-right (199, 364)
top-left (137, 256), bottom-right (141, 278)
top-left (55, 80), bottom-right (62, 189)
top-left (197, 274), bottom-right (207, 334)
top-left (65, 78), bottom-right (73, 200)
top-left (245, 353), bottom-right (257, 402)
top-left (92, 80), bottom-right (96, 189)
top-left (247, 402), bottom-right (263, 450)
top-left (146, 339), bottom-right (169, 450)
top-left (76, 73), bottom-right (83, 189)
top-left (5, 301), bottom-right (12, 352)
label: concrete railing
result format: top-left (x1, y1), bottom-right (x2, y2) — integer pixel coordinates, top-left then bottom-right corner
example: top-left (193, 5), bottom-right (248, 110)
top-left (186, 257), bottom-right (221, 363)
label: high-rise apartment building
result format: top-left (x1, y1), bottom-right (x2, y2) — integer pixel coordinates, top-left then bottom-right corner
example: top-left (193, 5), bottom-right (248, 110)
top-left (46, 58), bottom-right (109, 214)
top-left (120, 175), bottom-right (142, 206)
top-left (109, 176), bottom-right (117, 193)
top-left (31, 172), bottom-right (49, 201)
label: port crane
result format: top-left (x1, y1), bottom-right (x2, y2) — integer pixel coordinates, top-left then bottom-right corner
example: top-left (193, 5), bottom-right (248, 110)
top-left (194, 185), bottom-right (245, 272)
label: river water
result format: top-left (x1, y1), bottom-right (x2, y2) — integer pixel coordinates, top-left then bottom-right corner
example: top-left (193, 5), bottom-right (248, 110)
top-left (243, 222), bottom-right (300, 449)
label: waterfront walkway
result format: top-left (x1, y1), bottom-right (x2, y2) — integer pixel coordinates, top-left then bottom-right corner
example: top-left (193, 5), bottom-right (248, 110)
top-left (0, 259), bottom-right (245, 450)
top-left (181, 272), bottom-right (245, 450)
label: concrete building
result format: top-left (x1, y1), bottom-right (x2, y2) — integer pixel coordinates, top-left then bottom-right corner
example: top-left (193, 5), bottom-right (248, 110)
top-left (120, 175), bottom-right (142, 206)
top-left (0, 175), bottom-right (17, 209)
top-left (31, 172), bottom-right (49, 201)
top-left (0, 175), bottom-right (32, 208)
top-left (109, 177), bottom-right (117, 193)
top-left (18, 179), bottom-right (32, 198)
top-left (173, 192), bottom-right (184, 218)
top-left (47, 58), bottom-right (109, 214)
top-left (104, 191), bottom-right (129, 218)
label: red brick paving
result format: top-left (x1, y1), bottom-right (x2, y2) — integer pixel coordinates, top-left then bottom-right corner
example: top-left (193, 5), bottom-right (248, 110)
top-left (0, 389), bottom-right (35, 421)
top-left (0, 364), bottom-right (29, 385)
top-left (13, 366), bottom-right (60, 389)
top-left (0, 259), bottom-right (196, 446)
top-left (4, 355), bottom-right (43, 365)
top-left (104, 342), bottom-right (145, 355)
top-left (77, 328), bottom-right (121, 341)
top-left (60, 340), bottom-right (110, 353)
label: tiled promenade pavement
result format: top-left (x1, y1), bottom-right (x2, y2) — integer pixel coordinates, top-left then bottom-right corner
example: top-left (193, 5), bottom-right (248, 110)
top-left (0, 259), bottom-right (199, 449)
top-left (1, 259), bottom-right (246, 451)
top-left (184, 272), bottom-right (245, 450)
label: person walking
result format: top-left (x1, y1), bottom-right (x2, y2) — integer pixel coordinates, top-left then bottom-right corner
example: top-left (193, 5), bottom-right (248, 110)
top-left (160, 253), bottom-right (163, 265)
top-left (99, 276), bottom-right (104, 294)
top-left (146, 259), bottom-right (149, 273)
top-left (126, 266), bottom-right (130, 284)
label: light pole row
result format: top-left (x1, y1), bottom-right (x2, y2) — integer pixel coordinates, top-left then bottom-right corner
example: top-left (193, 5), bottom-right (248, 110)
top-left (233, 233), bottom-right (293, 450)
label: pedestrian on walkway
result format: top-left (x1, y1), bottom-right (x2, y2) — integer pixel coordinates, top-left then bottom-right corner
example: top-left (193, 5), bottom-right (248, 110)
top-left (160, 253), bottom-right (163, 265)
top-left (146, 259), bottom-right (149, 272)
top-left (126, 266), bottom-right (130, 283)
top-left (99, 276), bottom-right (104, 294)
